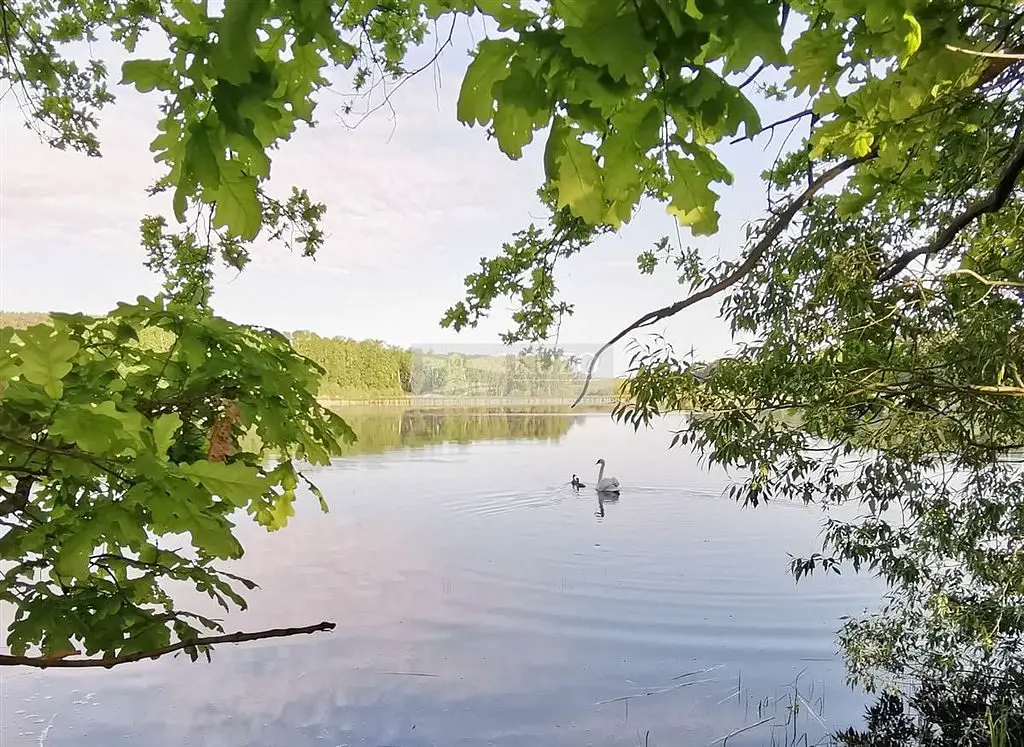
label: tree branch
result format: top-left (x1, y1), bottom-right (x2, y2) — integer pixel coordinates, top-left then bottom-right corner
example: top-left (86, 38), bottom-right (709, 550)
top-left (0, 621), bottom-right (336, 668)
top-left (878, 141), bottom-right (1024, 282)
top-left (944, 268), bottom-right (1024, 288)
top-left (737, 61), bottom-right (768, 90)
top-left (947, 44), bottom-right (1024, 60)
top-left (0, 475), bottom-right (33, 517)
top-left (571, 152), bottom-right (875, 407)
top-left (337, 15), bottom-right (457, 130)
top-left (731, 108), bottom-right (813, 145)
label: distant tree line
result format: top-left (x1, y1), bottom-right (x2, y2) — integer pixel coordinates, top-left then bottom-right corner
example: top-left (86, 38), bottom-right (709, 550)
top-left (297, 332), bottom-right (616, 399)
top-left (1, 315), bottom-right (617, 401)
top-left (291, 331), bottom-right (413, 399)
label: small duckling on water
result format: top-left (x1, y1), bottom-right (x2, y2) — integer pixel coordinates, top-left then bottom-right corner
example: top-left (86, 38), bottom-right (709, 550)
top-left (571, 474), bottom-right (585, 489)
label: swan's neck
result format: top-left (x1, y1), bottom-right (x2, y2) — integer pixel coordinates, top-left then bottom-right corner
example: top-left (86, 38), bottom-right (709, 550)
top-left (597, 463), bottom-right (605, 483)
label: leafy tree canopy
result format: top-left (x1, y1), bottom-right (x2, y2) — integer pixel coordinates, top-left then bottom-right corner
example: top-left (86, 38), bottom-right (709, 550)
top-left (1, 3), bottom-right (1022, 723)
top-left (0, 298), bottom-right (353, 665)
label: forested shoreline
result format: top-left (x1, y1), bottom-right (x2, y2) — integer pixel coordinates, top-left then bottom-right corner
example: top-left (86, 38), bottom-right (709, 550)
top-left (0, 313), bottom-right (619, 401)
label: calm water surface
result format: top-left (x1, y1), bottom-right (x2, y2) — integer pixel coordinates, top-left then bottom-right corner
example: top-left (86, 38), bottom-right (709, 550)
top-left (2, 409), bottom-right (881, 747)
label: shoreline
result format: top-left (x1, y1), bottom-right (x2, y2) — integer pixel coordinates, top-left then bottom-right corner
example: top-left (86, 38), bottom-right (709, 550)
top-left (319, 395), bottom-right (619, 411)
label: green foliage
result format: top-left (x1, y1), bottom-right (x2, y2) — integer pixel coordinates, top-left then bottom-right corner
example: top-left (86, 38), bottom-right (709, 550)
top-left (293, 332), bottom-right (620, 399)
top-left (409, 348), bottom-right (605, 398)
top-left (433, 0), bottom-right (1024, 712)
top-left (437, 0), bottom-right (995, 339)
top-left (0, 297), bottom-right (354, 661)
top-left (836, 669), bottom-right (1023, 747)
top-left (2, 0), bottom-right (433, 303)
top-left (292, 332), bottom-right (413, 399)
top-left (3, 0), bottom-right (1022, 706)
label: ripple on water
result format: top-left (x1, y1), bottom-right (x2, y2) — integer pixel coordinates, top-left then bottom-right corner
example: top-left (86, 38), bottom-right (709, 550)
top-left (0, 415), bottom-right (880, 747)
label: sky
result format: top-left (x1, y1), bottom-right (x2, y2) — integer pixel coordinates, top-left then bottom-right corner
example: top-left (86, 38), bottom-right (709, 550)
top-left (0, 18), bottom-right (799, 375)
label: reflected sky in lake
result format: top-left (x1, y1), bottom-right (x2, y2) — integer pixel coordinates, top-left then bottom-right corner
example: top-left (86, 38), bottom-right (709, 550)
top-left (2, 411), bottom-right (882, 747)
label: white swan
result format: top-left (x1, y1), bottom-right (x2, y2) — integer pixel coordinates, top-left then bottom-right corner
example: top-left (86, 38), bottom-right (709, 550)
top-left (594, 458), bottom-right (620, 494)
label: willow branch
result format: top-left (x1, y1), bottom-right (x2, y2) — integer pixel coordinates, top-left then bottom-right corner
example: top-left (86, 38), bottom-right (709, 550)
top-left (878, 142), bottom-right (1024, 281)
top-left (571, 152), bottom-right (875, 407)
top-left (944, 268), bottom-right (1024, 288)
top-left (0, 621), bottom-right (336, 669)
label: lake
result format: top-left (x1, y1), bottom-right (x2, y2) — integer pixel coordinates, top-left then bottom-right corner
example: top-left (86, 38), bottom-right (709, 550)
top-left (1, 408), bottom-right (882, 747)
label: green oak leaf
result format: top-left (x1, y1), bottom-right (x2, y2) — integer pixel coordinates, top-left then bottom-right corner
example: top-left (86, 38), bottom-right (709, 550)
top-left (475, 0), bottom-right (537, 29)
top-left (152, 412), bottom-right (183, 460)
top-left (254, 494), bottom-right (297, 531)
top-left (457, 38), bottom-right (516, 126)
top-left (837, 189), bottom-right (873, 218)
top-left (50, 401), bottom-right (146, 453)
top-left (563, 66), bottom-right (630, 116)
top-left (492, 66), bottom-right (551, 159)
top-left (14, 326), bottom-right (80, 399)
top-left (177, 332), bottom-right (207, 368)
top-left (120, 59), bottom-right (178, 93)
top-left (185, 121), bottom-right (222, 192)
top-left (787, 28), bottom-right (845, 94)
top-left (653, 0), bottom-right (686, 34)
top-left (50, 406), bottom-right (122, 453)
top-left (666, 152), bottom-right (720, 236)
top-left (212, 0), bottom-right (269, 84)
top-left (851, 130), bottom-right (875, 158)
top-left (54, 530), bottom-right (95, 582)
top-left (188, 515), bottom-right (245, 559)
top-left (551, 131), bottom-right (606, 224)
top-left (213, 160), bottom-right (262, 240)
top-left (423, 0), bottom-right (475, 18)
top-left (559, 1), bottom-right (654, 85)
top-left (180, 460), bottom-right (270, 507)
top-left (225, 131), bottom-right (271, 179)
top-left (599, 99), bottom-right (660, 214)
top-left (681, 141), bottom-right (734, 186)
top-left (682, 0), bottom-right (703, 19)
top-left (720, 10), bottom-right (788, 74)
top-left (900, 11), bottom-right (923, 66)
top-left (599, 128), bottom-right (645, 207)
top-left (813, 90), bottom-right (846, 116)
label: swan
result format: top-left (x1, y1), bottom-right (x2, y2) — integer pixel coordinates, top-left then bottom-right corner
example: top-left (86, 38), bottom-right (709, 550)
top-left (594, 458), bottom-right (620, 494)
top-left (571, 474), bottom-right (585, 489)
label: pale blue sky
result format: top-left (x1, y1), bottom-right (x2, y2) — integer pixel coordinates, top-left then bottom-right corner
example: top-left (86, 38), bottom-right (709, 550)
top-left (0, 21), bottom-right (801, 374)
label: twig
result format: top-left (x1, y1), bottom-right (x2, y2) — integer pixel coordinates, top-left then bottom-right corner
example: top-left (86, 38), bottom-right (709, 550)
top-left (571, 152), bottom-right (874, 407)
top-left (944, 268), bottom-right (1024, 288)
top-left (737, 61), bottom-right (768, 90)
top-left (0, 621), bottom-right (336, 668)
top-left (879, 141), bottom-right (1024, 281)
top-left (731, 108), bottom-right (813, 145)
top-left (946, 44), bottom-right (1024, 60)
top-left (338, 16), bottom-right (457, 130)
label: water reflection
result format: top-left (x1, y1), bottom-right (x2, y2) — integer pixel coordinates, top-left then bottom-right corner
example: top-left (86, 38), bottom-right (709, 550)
top-left (333, 406), bottom-right (589, 455)
top-left (595, 491), bottom-right (619, 519)
top-left (1, 411), bottom-right (882, 747)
